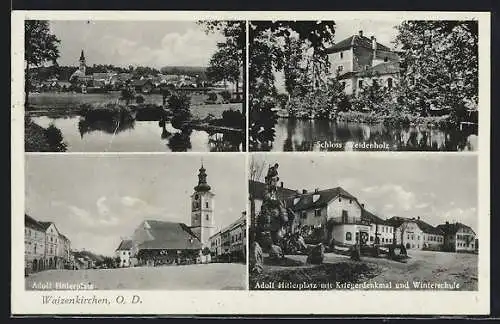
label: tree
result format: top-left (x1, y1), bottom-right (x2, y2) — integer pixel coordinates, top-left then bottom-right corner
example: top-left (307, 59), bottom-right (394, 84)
top-left (206, 42), bottom-right (241, 91)
top-left (168, 93), bottom-right (192, 129)
top-left (395, 20), bottom-right (478, 118)
top-left (25, 20), bottom-right (60, 107)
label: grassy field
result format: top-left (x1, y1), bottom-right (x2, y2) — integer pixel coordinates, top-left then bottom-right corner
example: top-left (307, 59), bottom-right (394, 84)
top-left (27, 92), bottom-right (242, 119)
top-left (26, 263), bottom-right (246, 290)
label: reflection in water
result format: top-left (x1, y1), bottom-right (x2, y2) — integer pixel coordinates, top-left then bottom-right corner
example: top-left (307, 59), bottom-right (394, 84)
top-left (167, 129), bottom-right (193, 152)
top-left (207, 132), bottom-right (243, 152)
top-left (78, 116), bottom-right (135, 138)
top-left (263, 118), bottom-right (477, 152)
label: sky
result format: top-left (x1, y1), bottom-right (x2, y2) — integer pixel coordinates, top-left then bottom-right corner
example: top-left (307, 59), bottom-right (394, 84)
top-left (25, 154), bottom-right (246, 256)
top-left (48, 21), bottom-right (225, 68)
top-left (251, 154), bottom-right (478, 234)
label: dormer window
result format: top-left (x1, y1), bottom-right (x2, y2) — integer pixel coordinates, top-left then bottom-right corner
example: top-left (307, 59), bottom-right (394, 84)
top-left (314, 209), bottom-right (321, 217)
top-left (313, 194), bottom-right (320, 203)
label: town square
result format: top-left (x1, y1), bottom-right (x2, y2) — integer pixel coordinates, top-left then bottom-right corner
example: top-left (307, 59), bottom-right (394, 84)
top-left (25, 154), bottom-right (247, 290)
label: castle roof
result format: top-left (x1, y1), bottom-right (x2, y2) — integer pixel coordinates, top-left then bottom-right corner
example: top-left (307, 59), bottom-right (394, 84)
top-left (326, 34), bottom-right (392, 53)
top-left (286, 187), bottom-right (359, 211)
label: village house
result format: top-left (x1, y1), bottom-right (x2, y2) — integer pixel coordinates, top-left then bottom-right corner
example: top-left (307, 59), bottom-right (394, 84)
top-left (436, 222), bottom-right (476, 252)
top-left (209, 211), bottom-right (247, 263)
top-left (386, 216), bottom-right (444, 250)
top-left (130, 79), bottom-right (154, 94)
top-left (326, 30), bottom-right (401, 95)
top-left (25, 214), bottom-right (47, 273)
top-left (115, 239), bottom-right (134, 267)
top-left (24, 214), bottom-right (72, 273)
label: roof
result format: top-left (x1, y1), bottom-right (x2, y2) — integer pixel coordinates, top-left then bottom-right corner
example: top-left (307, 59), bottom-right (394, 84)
top-left (385, 216), bottom-right (444, 235)
top-left (131, 79), bottom-right (153, 87)
top-left (25, 214), bottom-right (45, 231)
top-left (139, 220), bottom-right (202, 250)
top-left (326, 34), bottom-right (392, 53)
top-left (212, 214), bottom-right (246, 239)
top-left (286, 187), bottom-right (359, 211)
top-left (116, 240), bottom-right (134, 251)
top-left (436, 222), bottom-right (475, 236)
top-left (248, 180), bottom-right (297, 201)
top-left (356, 61), bottom-right (401, 77)
top-left (361, 209), bottom-right (386, 225)
top-left (37, 221), bottom-right (55, 231)
top-left (92, 73), bottom-right (114, 80)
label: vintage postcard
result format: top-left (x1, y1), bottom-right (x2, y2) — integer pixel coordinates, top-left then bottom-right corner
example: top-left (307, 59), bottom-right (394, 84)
top-left (11, 10), bottom-right (490, 316)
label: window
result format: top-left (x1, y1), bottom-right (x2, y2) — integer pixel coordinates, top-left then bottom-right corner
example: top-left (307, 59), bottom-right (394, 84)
top-left (341, 210), bottom-right (348, 223)
top-left (340, 52), bottom-right (344, 59)
top-left (349, 199), bottom-right (352, 204)
top-left (206, 214), bottom-right (209, 221)
top-left (338, 65), bottom-right (344, 72)
top-left (382, 238), bottom-right (385, 243)
top-left (370, 236), bottom-right (374, 242)
top-left (358, 80), bottom-right (363, 88)
top-left (417, 236), bottom-right (420, 241)
top-left (205, 202), bottom-right (209, 208)
top-left (301, 212), bottom-right (307, 219)
top-left (384, 56), bottom-right (388, 62)
top-left (407, 234), bottom-right (410, 240)
top-left (346, 232), bottom-right (352, 241)
top-left (339, 198), bottom-right (342, 202)
top-left (387, 78), bottom-right (393, 88)
top-left (314, 209), bottom-right (321, 217)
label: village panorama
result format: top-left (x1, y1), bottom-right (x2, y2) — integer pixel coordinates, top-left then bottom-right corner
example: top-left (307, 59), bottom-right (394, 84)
top-left (24, 20), bottom-right (245, 152)
top-left (25, 154), bottom-right (247, 290)
top-left (248, 154), bottom-right (478, 291)
top-left (248, 20), bottom-right (478, 152)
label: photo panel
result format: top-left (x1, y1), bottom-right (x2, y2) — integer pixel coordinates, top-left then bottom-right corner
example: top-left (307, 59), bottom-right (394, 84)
top-left (249, 153), bottom-right (479, 291)
top-left (24, 20), bottom-right (246, 152)
top-left (24, 153), bottom-right (247, 291)
top-left (248, 20), bottom-right (479, 152)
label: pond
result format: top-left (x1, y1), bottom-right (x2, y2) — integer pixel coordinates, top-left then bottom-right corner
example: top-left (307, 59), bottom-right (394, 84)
top-left (30, 116), bottom-right (243, 152)
top-left (258, 118), bottom-right (478, 152)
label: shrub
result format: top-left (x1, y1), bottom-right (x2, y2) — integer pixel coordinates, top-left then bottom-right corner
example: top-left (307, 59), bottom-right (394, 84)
top-left (220, 90), bottom-right (231, 103)
top-left (206, 92), bottom-right (218, 103)
top-left (168, 93), bottom-right (192, 129)
top-left (135, 95), bottom-right (145, 104)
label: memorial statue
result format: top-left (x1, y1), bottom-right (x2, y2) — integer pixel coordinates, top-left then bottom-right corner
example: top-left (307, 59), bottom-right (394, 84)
top-left (256, 163), bottom-right (295, 259)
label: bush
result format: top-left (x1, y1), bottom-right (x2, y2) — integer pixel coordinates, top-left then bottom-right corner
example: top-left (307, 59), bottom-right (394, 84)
top-left (220, 90), bottom-right (231, 103)
top-left (168, 93), bottom-right (192, 129)
top-left (135, 95), bottom-right (145, 104)
top-left (206, 92), bottom-right (218, 103)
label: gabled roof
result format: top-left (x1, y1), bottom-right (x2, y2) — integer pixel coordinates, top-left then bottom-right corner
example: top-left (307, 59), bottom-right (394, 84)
top-left (37, 221), bottom-right (58, 233)
top-left (140, 220), bottom-right (202, 250)
top-left (248, 180), bottom-right (297, 201)
top-left (385, 216), bottom-right (444, 235)
top-left (361, 209), bottom-right (386, 225)
top-left (326, 34), bottom-right (392, 53)
top-left (116, 240), bottom-right (134, 251)
top-left (286, 187), bottom-right (359, 211)
top-left (436, 222), bottom-right (475, 236)
top-left (356, 61), bottom-right (401, 77)
top-left (25, 214), bottom-right (45, 231)
top-left (131, 79), bottom-right (153, 87)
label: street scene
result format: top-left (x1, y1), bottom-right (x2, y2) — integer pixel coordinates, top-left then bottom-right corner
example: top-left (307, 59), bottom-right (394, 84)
top-left (24, 20), bottom-right (245, 152)
top-left (249, 20), bottom-right (478, 152)
top-left (249, 154), bottom-right (478, 290)
top-left (25, 154), bottom-right (247, 290)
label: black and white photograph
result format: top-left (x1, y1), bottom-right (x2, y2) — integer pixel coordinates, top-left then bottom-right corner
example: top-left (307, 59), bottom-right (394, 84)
top-left (249, 154), bottom-right (478, 290)
top-left (24, 20), bottom-right (246, 152)
top-left (249, 20), bottom-right (479, 152)
top-left (24, 154), bottom-right (247, 290)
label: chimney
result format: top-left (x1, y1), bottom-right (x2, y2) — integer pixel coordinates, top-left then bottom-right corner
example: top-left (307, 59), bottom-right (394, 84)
top-left (358, 30), bottom-right (363, 37)
top-left (280, 181), bottom-right (284, 188)
top-left (302, 189), bottom-right (308, 194)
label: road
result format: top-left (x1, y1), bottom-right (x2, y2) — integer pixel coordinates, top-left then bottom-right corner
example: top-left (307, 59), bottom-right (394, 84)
top-left (26, 263), bottom-right (246, 290)
top-left (281, 249), bottom-right (478, 290)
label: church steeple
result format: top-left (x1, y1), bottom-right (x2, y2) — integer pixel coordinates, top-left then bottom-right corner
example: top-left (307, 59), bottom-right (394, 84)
top-left (194, 163), bottom-right (211, 192)
top-left (79, 49), bottom-right (86, 74)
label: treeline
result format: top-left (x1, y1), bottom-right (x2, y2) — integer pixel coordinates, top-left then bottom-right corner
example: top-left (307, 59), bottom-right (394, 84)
top-left (160, 66), bottom-right (208, 79)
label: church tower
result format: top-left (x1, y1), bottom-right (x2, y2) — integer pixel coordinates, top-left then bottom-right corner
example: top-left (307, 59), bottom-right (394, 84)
top-left (190, 163), bottom-right (215, 247)
top-left (79, 50), bottom-right (86, 75)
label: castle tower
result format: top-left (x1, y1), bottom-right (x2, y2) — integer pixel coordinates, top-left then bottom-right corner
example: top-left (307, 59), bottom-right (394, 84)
top-left (79, 50), bottom-right (86, 75)
top-left (190, 163), bottom-right (215, 247)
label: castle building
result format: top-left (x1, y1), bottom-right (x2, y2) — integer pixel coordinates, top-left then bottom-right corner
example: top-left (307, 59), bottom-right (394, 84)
top-left (326, 30), bottom-right (401, 95)
top-left (190, 164), bottom-right (216, 247)
top-left (436, 222), bottom-right (476, 252)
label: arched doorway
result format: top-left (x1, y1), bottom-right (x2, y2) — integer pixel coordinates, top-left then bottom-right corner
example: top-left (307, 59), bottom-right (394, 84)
top-left (32, 259), bottom-right (38, 272)
top-left (406, 243), bottom-right (411, 249)
top-left (49, 258), bottom-right (53, 269)
top-left (39, 259), bottom-right (44, 271)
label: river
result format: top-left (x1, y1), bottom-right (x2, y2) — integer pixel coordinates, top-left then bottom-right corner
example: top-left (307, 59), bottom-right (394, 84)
top-left (258, 118), bottom-right (477, 152)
